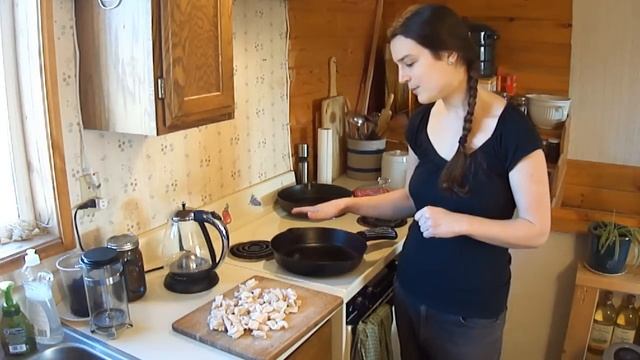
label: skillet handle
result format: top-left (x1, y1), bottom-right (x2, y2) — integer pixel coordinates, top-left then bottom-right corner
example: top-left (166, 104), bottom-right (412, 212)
top-left (356, 227), bottom-right (398, 241)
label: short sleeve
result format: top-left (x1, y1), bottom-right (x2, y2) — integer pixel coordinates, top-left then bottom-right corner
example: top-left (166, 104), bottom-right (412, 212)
top-left (499, 105), bottom-right (543, 172)
top-left (404, 103), bottom-right (434, 154)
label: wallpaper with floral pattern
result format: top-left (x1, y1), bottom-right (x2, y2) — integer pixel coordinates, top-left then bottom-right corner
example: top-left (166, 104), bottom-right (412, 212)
top-left (53, 0), bottom-right (291, 245)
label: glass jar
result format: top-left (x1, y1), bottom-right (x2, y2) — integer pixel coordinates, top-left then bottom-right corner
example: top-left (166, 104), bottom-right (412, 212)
top-left (107, 234), bottom-right (146, 302)
top-left (544, 138), bottom-right (561, 164)
top-left (510, 95), bottom-right (528, 116)
top-left (80, 247), bottom-right (132, 339)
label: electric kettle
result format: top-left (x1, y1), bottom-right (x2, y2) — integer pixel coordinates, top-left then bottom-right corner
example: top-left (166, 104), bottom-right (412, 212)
top-left (161, 202), bottom-right (230, 294)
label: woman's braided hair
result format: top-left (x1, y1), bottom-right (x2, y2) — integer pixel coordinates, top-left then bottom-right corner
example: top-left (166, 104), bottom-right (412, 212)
top-left (389, 5), bottom-right (480, 196)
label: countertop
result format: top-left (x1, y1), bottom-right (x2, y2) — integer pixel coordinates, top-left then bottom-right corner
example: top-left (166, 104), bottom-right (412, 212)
top-left (62, 173), bottom-right (411, 359)
top-left (65, 264), bottom-right (339, 360)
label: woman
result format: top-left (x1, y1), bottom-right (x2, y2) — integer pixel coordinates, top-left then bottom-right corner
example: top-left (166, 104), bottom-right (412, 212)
top-left (293, 4), bottom-right (550, 360)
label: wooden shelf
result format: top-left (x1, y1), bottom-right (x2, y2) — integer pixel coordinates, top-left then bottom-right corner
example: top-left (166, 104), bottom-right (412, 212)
top-left (576, 263), bottom-right (640, 295)
top-left (551, 159), bottom-right (640, 233)
top-left (552, 206), bottom-right (640, 234)
top-left (563, 264), bottom-right (640, 359)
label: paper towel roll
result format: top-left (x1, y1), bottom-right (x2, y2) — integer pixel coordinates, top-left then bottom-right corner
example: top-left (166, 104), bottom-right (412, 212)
top-left (317, 128), bottom-right (333, 184)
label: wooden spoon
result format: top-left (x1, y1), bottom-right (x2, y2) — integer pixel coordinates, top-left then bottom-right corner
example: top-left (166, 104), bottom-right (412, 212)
top-left (376, 93), bottom-right (395, 137)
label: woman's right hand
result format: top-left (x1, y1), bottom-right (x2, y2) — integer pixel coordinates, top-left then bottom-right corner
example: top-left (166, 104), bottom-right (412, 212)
top-left (291, 198), bottom-right (350, 220)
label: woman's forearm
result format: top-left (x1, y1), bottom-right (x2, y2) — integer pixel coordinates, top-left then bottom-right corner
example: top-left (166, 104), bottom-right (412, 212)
top-left (457, 213), bottom-right (550, 249)
top-left (344, 188), bottom-right (416, 220)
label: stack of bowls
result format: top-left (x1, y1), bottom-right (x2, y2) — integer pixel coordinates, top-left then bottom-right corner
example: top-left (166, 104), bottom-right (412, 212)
top-left (525, 94), bottom-right (571, 129)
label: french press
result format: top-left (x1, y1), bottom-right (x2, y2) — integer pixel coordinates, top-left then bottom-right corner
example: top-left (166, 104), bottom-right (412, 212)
top-left (161, 202), bottom-right (230, 294)
top-left (80, 247), bottom-right (132, 339)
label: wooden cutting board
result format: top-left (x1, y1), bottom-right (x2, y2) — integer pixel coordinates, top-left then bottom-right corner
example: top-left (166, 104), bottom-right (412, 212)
top-left (172, 276), bottom-right (342, 360)
top-left (321, 56), bottom-right (347, 180)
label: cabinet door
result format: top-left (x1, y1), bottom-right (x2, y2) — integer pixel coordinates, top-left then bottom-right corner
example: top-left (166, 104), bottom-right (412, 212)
top-left (156, 0), bottom-right (234, 133)
top-left (76, 0), bottom-right (156, 136)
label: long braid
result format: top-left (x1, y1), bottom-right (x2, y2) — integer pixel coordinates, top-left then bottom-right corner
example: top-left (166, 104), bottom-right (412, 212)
top-left (387, 4), bottom-right (482, 195)
top-left (439, 71), bottom-right (479, 196)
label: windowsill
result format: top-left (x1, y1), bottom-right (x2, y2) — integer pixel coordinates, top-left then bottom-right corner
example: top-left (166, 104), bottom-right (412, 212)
top-left (0, 232), bottom-right (60, 261)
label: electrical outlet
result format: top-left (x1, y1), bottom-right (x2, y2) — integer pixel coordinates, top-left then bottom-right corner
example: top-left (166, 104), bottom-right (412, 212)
top-left (80, 174), bottom-right (97, 201)
top-left (95, 197), bottom-right (109, 209)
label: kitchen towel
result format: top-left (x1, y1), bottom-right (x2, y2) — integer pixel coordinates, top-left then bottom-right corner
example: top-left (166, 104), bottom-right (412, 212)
top-left (317, 128), bottom-right (333, 184)
top-left (354, 303), bottom-right (394, 360)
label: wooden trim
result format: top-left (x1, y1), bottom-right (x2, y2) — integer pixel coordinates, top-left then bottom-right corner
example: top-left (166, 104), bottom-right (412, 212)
top-left (576, 263), bottom-right (640, 294)
top-left (40, 0), bottom-right (75, 253)
top-left (551, 158), bottom-right (640, 234)
top-left (153, 0), bottom-right (167, 134)
top-left (552, 206), bottom-right (640, 234)
top-left (564, 159), bottom-right (640, 192)
top-left (561, 284), bottom-right (598, 360)
top-left (0, 0), bottom-right (75, 273)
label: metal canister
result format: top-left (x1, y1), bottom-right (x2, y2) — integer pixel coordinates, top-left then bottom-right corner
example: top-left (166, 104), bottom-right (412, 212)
top-left (296, 143), bottom-right (309, 185)
top-left (106, 234), bottom-right (146, 302)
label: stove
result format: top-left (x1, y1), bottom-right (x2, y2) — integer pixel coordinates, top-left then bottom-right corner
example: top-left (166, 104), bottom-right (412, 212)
top-left (229, 240), bottom-right (273, 261)
top-left (140, 171), bottom-right (411, 299)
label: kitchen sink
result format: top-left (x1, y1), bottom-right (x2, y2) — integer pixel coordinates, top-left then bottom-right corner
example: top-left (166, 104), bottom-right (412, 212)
top-left (7, 325), bottom-right (138, 360)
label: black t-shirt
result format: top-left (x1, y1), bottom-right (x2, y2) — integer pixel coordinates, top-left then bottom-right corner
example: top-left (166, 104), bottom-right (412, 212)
top-left (397, 102), bottom-right (542, 318)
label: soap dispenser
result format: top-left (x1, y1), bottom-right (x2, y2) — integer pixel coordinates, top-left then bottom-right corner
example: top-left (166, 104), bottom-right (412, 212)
top-left (22, 248), bottom-right (64, 344)
top-left (0, 281), bottom-right (37, 356)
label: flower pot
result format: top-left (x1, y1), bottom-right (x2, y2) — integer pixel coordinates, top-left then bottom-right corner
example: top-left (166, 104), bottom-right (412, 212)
top-left (585, 223), bottom-right (632, 275)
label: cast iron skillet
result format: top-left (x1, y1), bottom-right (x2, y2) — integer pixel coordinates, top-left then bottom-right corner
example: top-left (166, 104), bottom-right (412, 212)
top-left (277, 183), bottom-right (352, 217)
top-left (270, 227), bottom-right (397, 277)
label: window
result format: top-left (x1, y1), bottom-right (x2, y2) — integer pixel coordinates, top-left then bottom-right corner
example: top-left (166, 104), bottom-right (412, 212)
top-left (0, 0), bottom-right (73, 272)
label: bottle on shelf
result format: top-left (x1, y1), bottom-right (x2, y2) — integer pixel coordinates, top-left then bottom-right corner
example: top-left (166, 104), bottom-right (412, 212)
top-left (611, 294), bottom-right (639, 345)
top-left (587, 290), bottom-right (617, 355)
top-left (21, 249), bottom-right (64, 345)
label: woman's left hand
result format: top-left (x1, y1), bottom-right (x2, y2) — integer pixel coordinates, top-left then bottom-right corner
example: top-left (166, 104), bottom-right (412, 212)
top-left (414, 206), bottom-right (465, 238)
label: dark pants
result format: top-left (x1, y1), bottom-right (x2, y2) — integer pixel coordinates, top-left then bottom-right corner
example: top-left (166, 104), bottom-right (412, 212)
top-left (393, 280), bottom-right (506, 360)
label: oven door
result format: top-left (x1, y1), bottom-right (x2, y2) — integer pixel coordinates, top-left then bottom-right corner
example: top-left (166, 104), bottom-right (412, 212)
top-left (345, 260), bottom-right (396, 359)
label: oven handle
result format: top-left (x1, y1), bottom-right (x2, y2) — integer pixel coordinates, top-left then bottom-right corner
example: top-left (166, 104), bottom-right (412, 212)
top-left (358, 286), bottom-right (394, 326)
top-left (348, 287), bottom-right (395, 357)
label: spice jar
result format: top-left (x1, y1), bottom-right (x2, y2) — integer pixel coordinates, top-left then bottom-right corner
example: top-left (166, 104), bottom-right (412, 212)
top-left (106, 234), bottom-right (146, 302)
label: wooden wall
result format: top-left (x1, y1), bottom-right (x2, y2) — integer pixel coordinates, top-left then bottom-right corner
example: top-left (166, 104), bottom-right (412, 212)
top-left (288, 1), bottom-right (378, 180)
top-left (288, 0), bottom-right (572, 178)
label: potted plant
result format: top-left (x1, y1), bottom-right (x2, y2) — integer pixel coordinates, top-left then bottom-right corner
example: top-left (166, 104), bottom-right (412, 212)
top-left (585, 218), bottom-right (640, 275)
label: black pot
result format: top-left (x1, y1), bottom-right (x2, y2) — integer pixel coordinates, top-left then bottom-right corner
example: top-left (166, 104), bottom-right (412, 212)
top-left (585, 223), bottom-right (632, 275)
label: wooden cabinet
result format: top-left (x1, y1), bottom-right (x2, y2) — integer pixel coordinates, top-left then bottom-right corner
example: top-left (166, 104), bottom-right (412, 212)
top-left (76, 0), bottom-right (234, 136)
top-left (287, 320), bottom-right (333, 360)
top-left (562, 264), bottom-right (640, 359)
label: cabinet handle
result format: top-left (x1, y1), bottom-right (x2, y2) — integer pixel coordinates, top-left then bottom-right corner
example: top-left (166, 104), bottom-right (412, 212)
top-left (157, 78), bottom-right (165, 100)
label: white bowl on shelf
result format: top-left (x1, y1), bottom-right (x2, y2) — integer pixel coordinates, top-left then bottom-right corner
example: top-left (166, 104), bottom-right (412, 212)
top-left (526, 94), bottom-right (571, 129)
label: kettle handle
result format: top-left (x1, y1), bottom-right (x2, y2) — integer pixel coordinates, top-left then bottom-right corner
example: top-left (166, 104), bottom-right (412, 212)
top-left (193, 210), bottom-right (230, 271)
